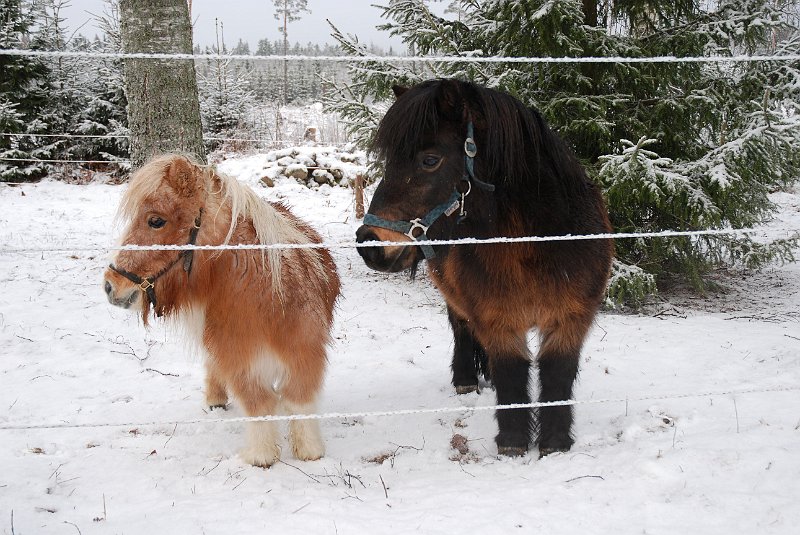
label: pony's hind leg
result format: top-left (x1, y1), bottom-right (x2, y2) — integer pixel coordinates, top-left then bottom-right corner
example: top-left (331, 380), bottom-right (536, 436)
top-left (284, 399), bottom-right (325, 462)
top-left (204, 360), bottom-right (229, 410)
top-left (448, 307), bottom-right (488, 394)
top-left (536, 323), bottom-right (589, 456)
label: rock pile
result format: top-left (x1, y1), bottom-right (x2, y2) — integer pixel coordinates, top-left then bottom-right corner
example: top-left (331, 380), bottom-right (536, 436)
top-left (260, 146), bottom-right (367, 189)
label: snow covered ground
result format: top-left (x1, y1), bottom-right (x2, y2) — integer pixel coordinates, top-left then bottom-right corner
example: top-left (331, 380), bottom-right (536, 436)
top-left (1, 154), bottom-right (799, 535)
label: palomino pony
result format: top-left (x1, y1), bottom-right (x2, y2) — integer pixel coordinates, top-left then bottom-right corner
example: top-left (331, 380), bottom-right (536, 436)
top-left (356, 79), bottom-right (613, 457)
top-left (104, 154), bottom-right (340, 467)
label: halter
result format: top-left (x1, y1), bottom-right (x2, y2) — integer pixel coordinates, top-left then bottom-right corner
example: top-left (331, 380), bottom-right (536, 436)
top-left (364, 121), bottom-right (495, 259)
top-left (108, 209), bottom-right (203, 317)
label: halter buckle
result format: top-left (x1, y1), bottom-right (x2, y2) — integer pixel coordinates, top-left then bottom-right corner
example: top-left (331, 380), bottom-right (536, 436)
top-left (405, 218), bottom-right (429, 240)
top-left (139, 279), bottom-right (155, 291)
top-left (464, 137), bottom-right (477, 158)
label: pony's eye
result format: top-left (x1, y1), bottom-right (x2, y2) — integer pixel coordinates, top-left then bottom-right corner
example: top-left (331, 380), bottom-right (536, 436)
top-left (148, 216), bottom-right (167, 229)
top-left (421, 154), bottom-right (441, 169)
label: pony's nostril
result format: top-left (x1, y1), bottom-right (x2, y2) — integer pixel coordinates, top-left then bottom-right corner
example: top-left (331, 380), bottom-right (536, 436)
top-left (355, 226), bottom-right (385, 265)
top-left (355, 225), bottom-right (379, 244)
top-left (104, 280), bottom-right (113, 296)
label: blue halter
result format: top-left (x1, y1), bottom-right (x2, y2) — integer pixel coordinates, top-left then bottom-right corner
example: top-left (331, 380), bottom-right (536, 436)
top-left (364, 121), bottom-right (495, 260)
top-left (364, 191), bottom-right (460, 259)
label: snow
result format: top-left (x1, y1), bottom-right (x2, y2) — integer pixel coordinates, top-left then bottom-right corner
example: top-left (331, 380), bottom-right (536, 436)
top-left (1, 157), bottom-right (799, 534)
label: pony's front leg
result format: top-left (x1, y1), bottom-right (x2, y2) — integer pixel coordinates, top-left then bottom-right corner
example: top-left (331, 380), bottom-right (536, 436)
top-left (233, 382), bottom-right (281, 468)
top-left (489, 349), bottom-right (532, 456)
top-left (448, 307), bottom-right (488, 394)
top-left (536, 327), bottom-right (585, 456)
top-left (536, 353), bottom-right (579, 456)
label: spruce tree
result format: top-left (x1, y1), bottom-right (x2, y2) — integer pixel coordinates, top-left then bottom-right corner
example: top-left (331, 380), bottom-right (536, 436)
top-left (32, 0), bottom-right (82, 174)
top-left (0, 0), bottom-right (51, 181)
top-left (197, 28), bottom-right (255, 152)
top-left (68, 1), bottom-right (129, 168)
top-left (326, 0), bottom-right (800, 306)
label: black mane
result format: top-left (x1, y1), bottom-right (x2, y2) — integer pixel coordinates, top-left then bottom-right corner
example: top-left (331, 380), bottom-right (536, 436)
top-left (371, 79), bottom-right (590, 202)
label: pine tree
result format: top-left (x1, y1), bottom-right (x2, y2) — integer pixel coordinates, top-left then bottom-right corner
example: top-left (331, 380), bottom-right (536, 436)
top-left (326, 0), bottom-right (800, 306)
top-left (197, 21), bottom-right (255, 151)
top-left (72, 0), bottom-right (129, 167)
top-left (256, 38), bottom-right (274, 56)
top-left (272, 0), bottom-right (310, 104)
top-left (0, 0), bottom-right (51, 181)
top-left (33, 0), bottom-right (81, 173)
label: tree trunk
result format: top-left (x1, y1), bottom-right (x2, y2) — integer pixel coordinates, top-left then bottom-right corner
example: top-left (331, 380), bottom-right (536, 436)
top-left (354, 172), bottom-right (365, 219)
top-left (120, 0), bottom-right (206, 169)
top-left (283, 7), bottom-right (288, 106)
top-left (582, 0), bottom-right (597, 27)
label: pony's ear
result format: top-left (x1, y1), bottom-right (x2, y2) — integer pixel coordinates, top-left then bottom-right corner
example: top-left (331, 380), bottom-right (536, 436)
top-left (165, 156), bottom-right (198, 198)
top-left (435, 79), bottom-right (464, 121)
top-left (392, 85), bottom-right (408, 99)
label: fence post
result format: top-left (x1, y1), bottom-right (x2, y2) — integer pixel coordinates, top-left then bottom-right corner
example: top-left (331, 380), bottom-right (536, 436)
top-left (355, 172), bottom-right (365, 219)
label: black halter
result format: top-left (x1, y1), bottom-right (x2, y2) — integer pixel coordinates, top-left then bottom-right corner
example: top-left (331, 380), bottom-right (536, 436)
top-left (108, 209), bottom-right (203, 317)
top-left (364, 121), bottom-right (495, 259)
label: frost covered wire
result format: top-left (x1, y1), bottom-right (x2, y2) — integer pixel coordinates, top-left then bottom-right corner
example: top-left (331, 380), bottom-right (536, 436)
top-left (0, 132), bottom-right (129, 139)
top-left (1, 48), bottom-right (800, 64)
top-left (0, 384), bottom-right (797, 431)
top-left (0, 157), bottom-right (129, 164)
top-left (0, 227), bottom-right (797, 255)
top-left (0, 132), bottom-right (302, 145)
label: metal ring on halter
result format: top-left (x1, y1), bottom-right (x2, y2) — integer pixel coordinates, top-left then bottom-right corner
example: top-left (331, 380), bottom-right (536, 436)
top-left (405, 218), bottom-right (429, 240)
top-left (459, 179), bottom-right (472, 198)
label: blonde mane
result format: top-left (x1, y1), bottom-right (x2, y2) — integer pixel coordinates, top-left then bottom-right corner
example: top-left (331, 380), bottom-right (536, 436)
top-left (211, 165), bottom-right (322, 298)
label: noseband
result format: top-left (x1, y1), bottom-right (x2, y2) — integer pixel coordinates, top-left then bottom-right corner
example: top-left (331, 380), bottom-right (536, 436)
top-left (108, 209), bottom-right (203, 316)
top-left (364, 121), bottom-right (495, 260)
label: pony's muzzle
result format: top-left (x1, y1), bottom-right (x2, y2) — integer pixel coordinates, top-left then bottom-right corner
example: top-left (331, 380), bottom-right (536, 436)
top-left (355, 225), bottom-right (415, 273)
top-left (103, 271), bottom-right (140, 309)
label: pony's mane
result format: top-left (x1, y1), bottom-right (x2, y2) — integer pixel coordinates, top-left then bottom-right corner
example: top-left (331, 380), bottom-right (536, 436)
top-left (118, 153), bottom-right (178, 222)
top-left (214, 165), bottom-right (320, 285)
top-left (118, 154), bottom-right (322, 300)
top-left (372, 79), bottom-right (588, 198)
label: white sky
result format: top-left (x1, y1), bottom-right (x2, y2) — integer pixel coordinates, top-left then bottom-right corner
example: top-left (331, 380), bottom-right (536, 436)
top-left (62, 0), bottom-right (431, 51)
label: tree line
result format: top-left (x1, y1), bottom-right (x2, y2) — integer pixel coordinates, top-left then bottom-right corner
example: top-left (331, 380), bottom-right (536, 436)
top-left (0, 0), bottom-right (394, 180)
top-left (2, 0), bottom-right (798, 304)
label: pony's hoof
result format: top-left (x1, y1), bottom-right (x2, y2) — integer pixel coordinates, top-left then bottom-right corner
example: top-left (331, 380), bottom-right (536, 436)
top-left (455, 384), bottom-right (479, 395)
top-left (537, 434), bottom-right (574, 457)
top-left (208, 403), bottom-right (228, 411)
top-left (292, 442), bottom-right (325, 462)
top-left (497, 445), bottom-right (528, 457)
top-left (240, 446), bottom-right (280, 468)
top-left (289, 421), bottom-right (325, 461)
top-left (538, 446), bottom-right (570, 458)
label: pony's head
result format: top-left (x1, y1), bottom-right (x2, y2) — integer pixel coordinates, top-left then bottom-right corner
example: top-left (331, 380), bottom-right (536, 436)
top-left (356, 79), bottom-right (534, 272)
top-left (103, 154), bottom-right (207, 321)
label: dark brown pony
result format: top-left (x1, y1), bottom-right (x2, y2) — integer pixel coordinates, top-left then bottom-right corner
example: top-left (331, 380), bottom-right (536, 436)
top-left (356, 80), bottom-right (613, 456)
top-left (103, 154), bottom-right (340, 467)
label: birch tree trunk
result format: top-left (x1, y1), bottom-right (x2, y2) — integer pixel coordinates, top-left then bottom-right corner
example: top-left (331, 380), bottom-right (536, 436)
top-left (120, 0), bottom-right (206, 169)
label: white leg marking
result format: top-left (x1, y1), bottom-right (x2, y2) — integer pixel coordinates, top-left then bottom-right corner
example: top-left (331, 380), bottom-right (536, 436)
top-left (240, 421), bottom-right (281, 468)
top-left (284, 401), bottom-right (325, 461)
